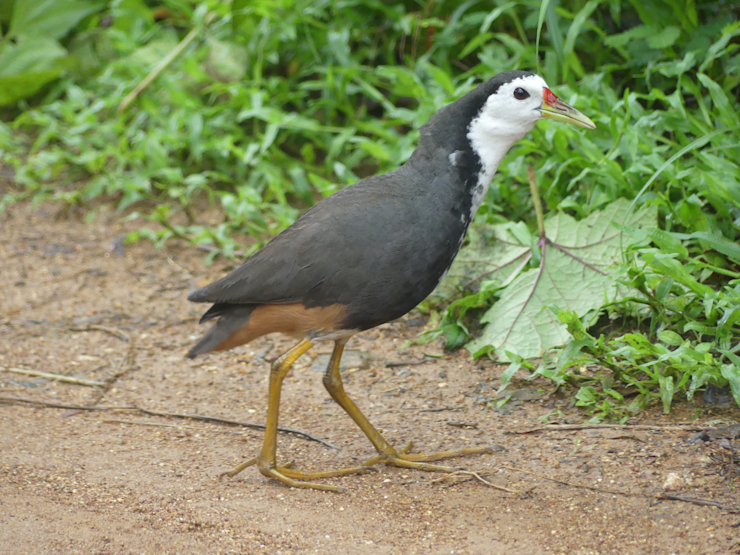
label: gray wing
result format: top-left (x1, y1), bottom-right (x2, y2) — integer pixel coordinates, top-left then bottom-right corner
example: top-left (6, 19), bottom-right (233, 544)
top-left (188, 167), bottom-right (426, 306)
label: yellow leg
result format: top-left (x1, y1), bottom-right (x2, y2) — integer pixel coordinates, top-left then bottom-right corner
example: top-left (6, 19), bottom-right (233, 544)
top-left (322, 339), bottom-right (493, 472)
top-left (258, 339), bottom-right (314, 470)
top-left (221, 338), bottom-right (371, 492)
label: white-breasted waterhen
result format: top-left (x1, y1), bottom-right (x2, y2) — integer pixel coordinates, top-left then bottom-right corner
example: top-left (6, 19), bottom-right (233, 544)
top-left (187, 70), bottom-right (596, 491)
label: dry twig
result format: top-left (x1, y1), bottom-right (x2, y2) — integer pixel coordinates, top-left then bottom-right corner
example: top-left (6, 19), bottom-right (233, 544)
top-left (447, 421), bottom-right (478, 428)
top-left (0, 366), bottom-right (105, 387)
top-left (498, 465), bottom-right (740, 512)
top-left (432, 471), bottom-right (521, 494)
top-left (99, 419), bottom-right (241, 434)
top-left (386, 358), bottom-right (429, 368)
top-left (657, 494), bottom-right (740, 512)
top-left (69, 324), bottom-right (130, 343)
top-left (499, 465), bottom-right (640, 497)
top-left (37, 267), bottom-right (102, 285)
top-left (69, 325), bottom-right (136, 406)
top-left (118, 24), bottom-right (201, 114)
top-left (0, 395), bottom-right (337, 448)
top-left (515, 423), bottom-right (708, 434)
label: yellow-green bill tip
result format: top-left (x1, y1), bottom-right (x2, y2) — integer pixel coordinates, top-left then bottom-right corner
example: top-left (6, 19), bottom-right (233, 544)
top-left (541, 87), bottom-right (596, 130)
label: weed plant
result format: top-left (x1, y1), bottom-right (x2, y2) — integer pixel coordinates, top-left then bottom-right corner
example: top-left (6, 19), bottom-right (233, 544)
top-left (1, 0), bottom-right (738, 417)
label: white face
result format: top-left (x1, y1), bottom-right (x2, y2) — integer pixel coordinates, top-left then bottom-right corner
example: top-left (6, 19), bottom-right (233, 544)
top-left (483, 74), bottom-right (551, 132)
top-left (467, 74), bottom-right (550, 173)
top-left (463, 74), bottom-right (549, 221)
top-left (462, 73), bottom-right (594, 221)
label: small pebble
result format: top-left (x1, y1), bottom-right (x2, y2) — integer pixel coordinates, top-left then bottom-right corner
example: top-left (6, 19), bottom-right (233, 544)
top-left (662, 472), bottom-right (684, 491)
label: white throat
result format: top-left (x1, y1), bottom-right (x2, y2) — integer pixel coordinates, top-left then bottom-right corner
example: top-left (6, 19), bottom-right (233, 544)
top-left (465, 115), bottom-right (535, 219)
top-left (463, 74), bottom-right (546, 220)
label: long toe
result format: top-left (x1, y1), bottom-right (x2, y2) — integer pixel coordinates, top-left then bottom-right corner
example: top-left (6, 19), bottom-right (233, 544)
top-left (263, 467), bottom-right (347, 493)
top-left (220, 456), bottom-right (258, 479)
top-left (400, 445), bottom-right (494, 463)
top-left (365, 445), bottom-right (494, 472)
top-left (278, 464), bottom-right (376, 480)
top-left (255, 457), bottom-right (361, 492)
top-left (221, 454), bottom-right (372, 491)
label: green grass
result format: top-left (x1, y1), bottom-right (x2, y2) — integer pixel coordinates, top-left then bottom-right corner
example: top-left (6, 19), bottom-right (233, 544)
top-left (1, 0), bottom-right (739, 417)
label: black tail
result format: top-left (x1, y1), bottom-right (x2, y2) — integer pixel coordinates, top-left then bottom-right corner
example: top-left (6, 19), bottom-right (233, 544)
top-left (187, 305), bottom-right (256, 359)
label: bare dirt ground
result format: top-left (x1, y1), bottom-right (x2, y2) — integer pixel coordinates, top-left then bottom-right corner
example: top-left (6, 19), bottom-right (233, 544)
top-left (1, 201), bottom-right (739, 555)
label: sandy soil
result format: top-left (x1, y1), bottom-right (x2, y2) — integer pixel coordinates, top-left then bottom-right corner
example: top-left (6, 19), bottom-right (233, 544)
top-left (1, 201), bottom-right (738, 555)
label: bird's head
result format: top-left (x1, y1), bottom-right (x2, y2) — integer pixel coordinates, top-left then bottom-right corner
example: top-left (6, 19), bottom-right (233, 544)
top-left (466, 71), bottom-right (595, 176)
top-left (470, 71), bottom-right (595, 137)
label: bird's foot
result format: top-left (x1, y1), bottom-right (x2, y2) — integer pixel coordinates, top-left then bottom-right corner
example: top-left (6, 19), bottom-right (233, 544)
top-left (219, 456), bottom-right (373, 493)
top-left (364, 441), bottom-right (493, 472)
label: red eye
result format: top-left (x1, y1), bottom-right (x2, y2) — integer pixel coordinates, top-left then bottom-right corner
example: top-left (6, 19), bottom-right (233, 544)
top-left (513, 87), bottom-right (530, 100)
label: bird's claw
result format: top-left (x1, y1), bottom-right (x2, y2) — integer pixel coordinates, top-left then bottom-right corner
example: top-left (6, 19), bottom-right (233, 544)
top-left (364, 443), bottom-right (493, 473)
top-left (219, 455), bottom-right (372, 492)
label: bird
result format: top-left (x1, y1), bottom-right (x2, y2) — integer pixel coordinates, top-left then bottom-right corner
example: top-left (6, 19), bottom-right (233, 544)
top-left (187, 70), bottom-right (595, 491)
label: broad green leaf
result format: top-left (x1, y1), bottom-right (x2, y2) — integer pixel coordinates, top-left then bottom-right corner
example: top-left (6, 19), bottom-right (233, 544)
top-left (647, 26), bottom-right (680, 49)
top-left (655, 277), bottom-right (674, 301)
top-left (683, 231), bottom-right (740, 262)
top-left (562, 0), bottom-right (601, 80)
top-left (497, 355), bottom-right (523, 394)
top-left (468, 199), bottom-right (656, 361)
top-left (658, 330), bottom-right (683, 347)
top-left (628, 128), bottom-right (739, 215)
top-left (109, 0), bottom-right (153, 32)
top-left (697, 73), bottom-right (740, 128)
top-left (0, 37), bottom-right (66, 77)
top-left (355, 138), bottom-right (391, 162)
top-left (128, 34), bottom-right (179, 67)
top-left (604, 24), bottom-right (653, 48)
top-left (0, 0), bottom-right (15, 24)
top-left (205, 39), bottom-right (249, 83)
top-left (432, 222), bottom-right (531, 302)
top-left (659, 375), bottom-right (675, 413)
top-left (421, 62), bottom-right (456, 96)
top-left (260, 123), bottom-right (280, 153)
top-left (646, 229), bottom-right (688, 257)
top-left (649, 256), bottom-right (713, 297)
top-left (0, 36), bottom-right (67, 105)
top-left (575, 385), bottom-right (599, 406)
top-left (534, 0), bottom-right (551, 74)
top-left (9, 0), bottom-right (103, 40)
top-left (460, 32), bottom-right (494, 59)
top-left (719, 360), bottom-right (740, 408)
top-left (231, 0), bottom-right (250, 35)
top-left (469, 246), bottom-right (608, 360)
top-left (699, 21), bottom-right (740, 72)
top-left (0, 70), bottom-right (62, 105)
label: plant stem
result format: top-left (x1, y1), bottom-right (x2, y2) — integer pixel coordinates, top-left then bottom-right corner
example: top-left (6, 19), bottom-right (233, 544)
top-left (527, 165), bottom-right (546, 237)
top-left (118, 14), bottom-right (214, 114)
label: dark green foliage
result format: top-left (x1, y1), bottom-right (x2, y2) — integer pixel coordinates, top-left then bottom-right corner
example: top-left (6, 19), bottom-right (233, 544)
top-left (1, 0), bottom-right (739, 415)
